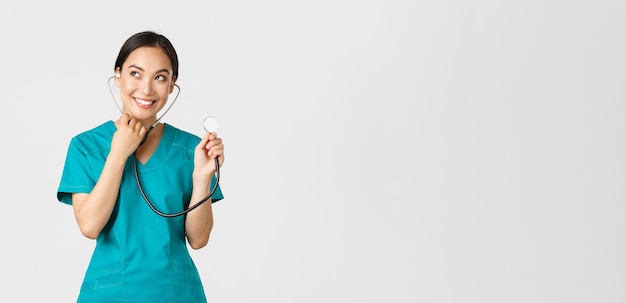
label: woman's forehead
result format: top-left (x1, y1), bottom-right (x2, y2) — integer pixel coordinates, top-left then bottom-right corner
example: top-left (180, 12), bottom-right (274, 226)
top-left (123, 46), bottom-right (172, 71)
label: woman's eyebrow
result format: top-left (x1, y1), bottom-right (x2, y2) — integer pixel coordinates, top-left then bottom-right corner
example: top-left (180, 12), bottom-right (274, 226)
top-left (128, 64), bottom-right (170, 74)
top-left (128, 64), bottom-right (144, 71)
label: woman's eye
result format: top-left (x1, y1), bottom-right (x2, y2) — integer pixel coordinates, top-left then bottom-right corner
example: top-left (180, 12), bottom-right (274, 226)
top-left (130, 71), bottom-right (140, 78)
top-left (155, 75), bottom-right (166, 81)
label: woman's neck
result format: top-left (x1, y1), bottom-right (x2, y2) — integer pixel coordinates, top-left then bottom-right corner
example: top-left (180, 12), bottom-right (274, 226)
top-left (135, 122), bottom-right (164, 164)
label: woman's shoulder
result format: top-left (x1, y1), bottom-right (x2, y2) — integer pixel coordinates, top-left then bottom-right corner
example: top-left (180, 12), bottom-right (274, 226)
top-left (165, 123), bottom-right (201, 144)
top-left (70, 121), bottom-right (115, 149)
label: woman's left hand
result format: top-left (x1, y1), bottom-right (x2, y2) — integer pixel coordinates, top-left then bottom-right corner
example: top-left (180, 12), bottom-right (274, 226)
top-left (194, 132), bottom-right (224, 183)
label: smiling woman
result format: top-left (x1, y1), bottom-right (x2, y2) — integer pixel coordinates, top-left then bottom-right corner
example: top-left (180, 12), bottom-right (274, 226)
top-left (56, 31), bottom-right (226, 303)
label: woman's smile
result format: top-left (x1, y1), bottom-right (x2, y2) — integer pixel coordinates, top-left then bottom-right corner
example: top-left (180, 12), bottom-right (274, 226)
top-left (134, 97), bottom-right (156, 108)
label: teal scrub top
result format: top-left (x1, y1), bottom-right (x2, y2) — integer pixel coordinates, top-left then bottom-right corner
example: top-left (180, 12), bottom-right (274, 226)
top-left (57, 121), bottom-right (223, 303)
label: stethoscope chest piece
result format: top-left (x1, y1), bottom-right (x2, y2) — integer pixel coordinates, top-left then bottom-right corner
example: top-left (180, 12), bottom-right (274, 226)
top-left (203, 116), bottom-right (219, 133)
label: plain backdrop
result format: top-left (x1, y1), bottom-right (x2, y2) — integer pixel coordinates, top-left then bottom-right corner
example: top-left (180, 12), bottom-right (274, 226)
top-left (0, 1), bottom-right (625, 302)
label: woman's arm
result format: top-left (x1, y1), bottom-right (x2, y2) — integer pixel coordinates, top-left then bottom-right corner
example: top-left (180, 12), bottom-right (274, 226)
top-left (72, 114), bottom-right (147, 239)
top-left (72, 155), bottom-right (126, 239)
top-left (185, 176), bottom-right (215, 249)
top-left (185, 132), bottom-right (224, 249)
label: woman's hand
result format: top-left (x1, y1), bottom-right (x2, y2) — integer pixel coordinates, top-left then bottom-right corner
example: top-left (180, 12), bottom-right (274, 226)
top-left (112, 113), bottom-right (147, 158)
top-left (194, 132), bottom-right (224, 184)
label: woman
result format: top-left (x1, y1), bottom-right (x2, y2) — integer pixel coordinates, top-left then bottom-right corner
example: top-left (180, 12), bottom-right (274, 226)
top-left (57, 31), bottom-right (224, 302)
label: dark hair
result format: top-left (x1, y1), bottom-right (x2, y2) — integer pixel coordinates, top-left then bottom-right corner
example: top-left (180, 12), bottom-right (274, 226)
top-left (114, 31), bottom-right (179, 79)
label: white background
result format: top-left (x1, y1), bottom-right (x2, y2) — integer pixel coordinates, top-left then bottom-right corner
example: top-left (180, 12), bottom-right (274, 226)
top-left (1, 1), bottom-right (625, 302)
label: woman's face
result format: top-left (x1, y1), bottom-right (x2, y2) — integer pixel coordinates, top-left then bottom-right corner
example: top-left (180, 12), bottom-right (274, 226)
top-left (115, 46), bottom-right (176, 124)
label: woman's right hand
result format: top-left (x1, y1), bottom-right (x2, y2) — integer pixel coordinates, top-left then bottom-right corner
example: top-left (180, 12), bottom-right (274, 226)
top-left (112, 113), bottom-right (147, 158)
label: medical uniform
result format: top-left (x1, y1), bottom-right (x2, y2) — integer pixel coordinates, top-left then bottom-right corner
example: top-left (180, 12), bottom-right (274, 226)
top-left (57, 121), bottom-right (223, 303)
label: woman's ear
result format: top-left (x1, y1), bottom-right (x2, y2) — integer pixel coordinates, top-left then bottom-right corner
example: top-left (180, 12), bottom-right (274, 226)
top-left (114, 68), bottom-right (121, 87)
top-left (170, 76), bottom-right (177, 93)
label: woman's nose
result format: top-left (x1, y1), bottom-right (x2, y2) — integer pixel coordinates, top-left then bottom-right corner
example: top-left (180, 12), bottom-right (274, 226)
top-left (140, 79), bottom-right (153, 94)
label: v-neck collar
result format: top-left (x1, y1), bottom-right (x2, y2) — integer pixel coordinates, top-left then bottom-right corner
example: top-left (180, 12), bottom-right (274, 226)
top-left (139, 123), bottom-right (173, 169)
top-left (106, 121), bottom-right (173, 169)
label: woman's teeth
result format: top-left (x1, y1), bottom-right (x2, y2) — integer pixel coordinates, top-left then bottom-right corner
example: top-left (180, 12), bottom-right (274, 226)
top-left (136, 98), bottom-right (154, 106)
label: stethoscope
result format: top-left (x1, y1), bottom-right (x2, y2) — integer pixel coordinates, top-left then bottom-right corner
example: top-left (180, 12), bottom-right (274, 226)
top-left (108, 75), bottom-right (221, 218)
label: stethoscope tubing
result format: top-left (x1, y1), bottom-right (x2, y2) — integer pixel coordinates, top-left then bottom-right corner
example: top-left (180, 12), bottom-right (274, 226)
top-left (134, 156), bottom-right (220, 218)
top-left (108, 75), bottom-right (221, 218)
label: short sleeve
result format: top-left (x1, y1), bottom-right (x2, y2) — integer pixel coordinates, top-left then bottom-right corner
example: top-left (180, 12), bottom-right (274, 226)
top-left (57, 137), bottom-right (98, 205)
top-left (210, 174), bottom-right (224, 203)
